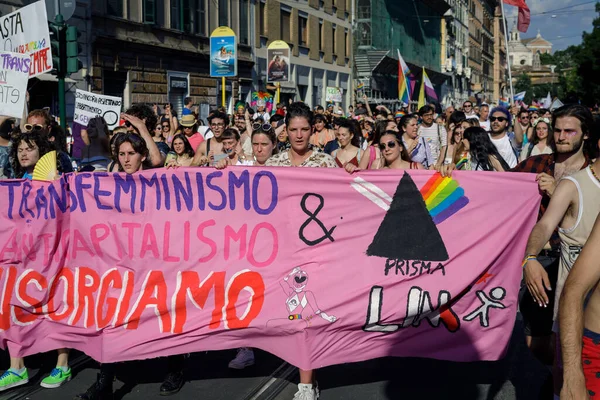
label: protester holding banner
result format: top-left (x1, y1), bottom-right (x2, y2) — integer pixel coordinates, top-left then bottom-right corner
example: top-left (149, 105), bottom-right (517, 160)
top-left (462, 127), bottom-right (511, 172)
top-left (120, 105), bottom-right (165, 167)
top-left (400, 114), bottom-right (433, 169)
top-left (250, 123), bottom-right (278, 166)
top-left (214, 128), bottom-right (253, 168)
top-left (26, 110), bottom-right (74, 173)
top-left (378, 130), bottom-right (424, 170)
top-left (264, 102), bottom-right (336, 399)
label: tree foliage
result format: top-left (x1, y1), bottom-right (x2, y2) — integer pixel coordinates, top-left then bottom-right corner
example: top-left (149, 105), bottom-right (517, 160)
top-left (572, 2), bottom-right (600, 104)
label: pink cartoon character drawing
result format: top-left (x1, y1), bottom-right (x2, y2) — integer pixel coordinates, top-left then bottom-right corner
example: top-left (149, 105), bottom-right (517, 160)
top-left (267, 267), bottom-right (337, 331)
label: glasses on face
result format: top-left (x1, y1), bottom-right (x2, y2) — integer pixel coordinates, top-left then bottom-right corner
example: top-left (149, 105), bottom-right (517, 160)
top-left (162, 125), bottom-right (170, 129)
top-left (463, 104), bottom-right (472, 108)
top-left (155, 125), bottom-right (162, 130)
top-left (24, 124), bottom-right (45, 132)
top-left (490, 116), bottom-right (508, 122)
top-left (379, 141), bottom-right (398, 151)
top-left (520, 116), bottom-right (530, 120)
top-left (253, 123), bottom-right (272, 132)
top-left (211, 123), bottom-right (225, 128)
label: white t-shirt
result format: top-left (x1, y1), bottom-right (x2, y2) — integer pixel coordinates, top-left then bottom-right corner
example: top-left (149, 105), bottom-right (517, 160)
top-left (479, 119), bottom-right (490, 132)
top-left (490, 134), bottom-right (517, 168)
top-left (253, 112), bottom-right (270, 123)
top-left (418, 123), bottom-right (447, 166)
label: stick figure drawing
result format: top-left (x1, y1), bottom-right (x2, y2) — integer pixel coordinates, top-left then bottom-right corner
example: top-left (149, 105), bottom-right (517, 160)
top-left (266, 267), bottom-right (337, 332)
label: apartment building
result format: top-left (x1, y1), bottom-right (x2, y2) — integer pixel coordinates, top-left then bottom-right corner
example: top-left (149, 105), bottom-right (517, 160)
top-left (253, 0), bottom-right (353, 108)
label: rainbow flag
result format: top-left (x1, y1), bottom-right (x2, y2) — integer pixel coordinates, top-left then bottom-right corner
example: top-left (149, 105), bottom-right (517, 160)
top-left (455, 156), bottom-right (469, 170)
top-left (397, 50), bottom-right (412, 104)
top-left (499, 98), bottom-right (509, 107)
top-left (420, 173), bottom-right (470, 225)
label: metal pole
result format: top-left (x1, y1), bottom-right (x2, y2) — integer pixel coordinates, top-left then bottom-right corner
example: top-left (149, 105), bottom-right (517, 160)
top-left (55, 13), bottom-right (67, 130)
top-left (222, 77), bottom-right (226, 107)
top-left (500, 1), bottom-right (514, 105)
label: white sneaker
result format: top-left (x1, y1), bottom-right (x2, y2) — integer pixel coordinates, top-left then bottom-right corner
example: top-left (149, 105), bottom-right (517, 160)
top-left (293, 383), bottom-right (319, 400)
top-left (228, 348), bottom-right (255, 369)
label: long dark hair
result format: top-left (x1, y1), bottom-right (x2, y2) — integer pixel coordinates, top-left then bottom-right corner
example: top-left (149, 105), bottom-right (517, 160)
top-left (171, 133), bottom-right (195, 157)
top-left (463, 127), bottom-right (510, 171)
top-left (86, 116), bottom-right (110, 155)
top-left (11, 130), bottom-right (55, 178)
top-left (337, 119), bottom-right (362, 148)
top-left (380, 131), bottom-right (411, 165)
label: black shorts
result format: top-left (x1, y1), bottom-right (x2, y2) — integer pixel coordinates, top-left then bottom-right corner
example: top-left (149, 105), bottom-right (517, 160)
top-left (519, 255), bottom-right (559, 337)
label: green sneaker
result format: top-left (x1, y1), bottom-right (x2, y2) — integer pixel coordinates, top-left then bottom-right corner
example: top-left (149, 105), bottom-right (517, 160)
top-left (0, 369), bottom-right (29, 391)
top-left (40, 367), bottom-right (72, 389)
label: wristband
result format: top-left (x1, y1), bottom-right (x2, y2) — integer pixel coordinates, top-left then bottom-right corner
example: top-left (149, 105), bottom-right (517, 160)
top-left (522, 255), bottom-right (537, 268)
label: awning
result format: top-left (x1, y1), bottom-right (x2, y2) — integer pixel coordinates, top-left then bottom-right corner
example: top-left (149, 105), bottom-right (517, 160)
top-left (33, 74), bottom-right (77, 83)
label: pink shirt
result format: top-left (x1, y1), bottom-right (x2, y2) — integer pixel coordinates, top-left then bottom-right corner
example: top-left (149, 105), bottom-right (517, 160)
top-left (186, 132), bottom-right (204, 152)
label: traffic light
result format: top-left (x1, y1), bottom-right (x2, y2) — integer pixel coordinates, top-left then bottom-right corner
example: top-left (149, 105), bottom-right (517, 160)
top-left (65, 25), bottom-right (83, 75)
top-left (48, 21), bottom-right (66, 76)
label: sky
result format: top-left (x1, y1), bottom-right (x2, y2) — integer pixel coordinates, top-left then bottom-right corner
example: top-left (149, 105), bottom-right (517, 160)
top-left (503, 0), bottom-right (597, 51)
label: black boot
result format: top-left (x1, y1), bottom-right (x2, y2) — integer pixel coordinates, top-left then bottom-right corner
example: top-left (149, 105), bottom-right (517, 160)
top-left (159, 371), bottom-right (184, 396)
top-left (73, 372), bottom-right (114, 400)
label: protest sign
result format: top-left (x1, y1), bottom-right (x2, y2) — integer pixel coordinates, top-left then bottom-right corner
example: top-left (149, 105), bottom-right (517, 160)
top-left (0, 169), bottom-right (540, 369)
top-left (0, 51), bottom-right (30, 118)
top-left (267, 41), bottom-right (290, 83)
top-left (0, 1), bottom-right (53, 77)
top-left (326, 87), bottom-right (343, 103)
top-left (74, 89), bottom-right (123, 129)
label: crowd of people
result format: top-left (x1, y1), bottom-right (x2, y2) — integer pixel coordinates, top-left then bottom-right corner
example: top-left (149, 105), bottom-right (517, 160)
top-left (1, 95), bottom-right (600, 400)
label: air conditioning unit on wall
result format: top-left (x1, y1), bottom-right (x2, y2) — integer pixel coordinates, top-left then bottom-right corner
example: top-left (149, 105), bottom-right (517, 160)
top-left (445, 58), bottom-right (453, 72)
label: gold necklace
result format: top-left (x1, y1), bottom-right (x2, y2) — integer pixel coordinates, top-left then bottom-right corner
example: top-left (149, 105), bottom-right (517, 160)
top-left (591, 165), bottom-right (600, 184)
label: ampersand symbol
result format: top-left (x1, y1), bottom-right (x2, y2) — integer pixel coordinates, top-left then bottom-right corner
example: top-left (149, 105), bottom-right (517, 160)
top-left (299, 193), bottom-right (336, 246)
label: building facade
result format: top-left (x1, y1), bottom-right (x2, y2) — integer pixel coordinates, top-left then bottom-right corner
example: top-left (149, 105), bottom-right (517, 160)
top-left (493, 5), bottom-right (508, 101)
top-left (440, 0), bottom-right (471, 106)
top-left (467, 0), bottom-right (496, 103)
top-left (253, 0), bottom-right (353, 109)
top-left (2, 0), bottom-right (353, 121)
top-left (355, 0), bottom-right (450, 107)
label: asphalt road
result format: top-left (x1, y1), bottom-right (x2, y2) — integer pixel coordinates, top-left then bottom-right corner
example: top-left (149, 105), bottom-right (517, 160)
top-left (1, 315), bottom-right (551, 400)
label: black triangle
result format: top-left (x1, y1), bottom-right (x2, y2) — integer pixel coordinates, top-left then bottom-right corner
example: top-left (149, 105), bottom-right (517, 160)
top-left (366, 172), bottom-right (449, 261)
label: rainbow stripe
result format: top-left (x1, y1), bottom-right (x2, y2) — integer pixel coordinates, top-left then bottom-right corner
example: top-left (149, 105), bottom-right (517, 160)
top-left (420, 173), bottom-right (470, 225)
top-left (455, 156), bottom-right (469, 170)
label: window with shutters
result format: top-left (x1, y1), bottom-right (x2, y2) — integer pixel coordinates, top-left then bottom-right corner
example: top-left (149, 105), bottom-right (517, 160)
top-left (171, 0), bottom-right (181, 30)
top-left (280, 9), bottom-right (291, 42)
top-left (239, 0), bottom-right (249, 44)
top-left (107, 0), bottom-right (123, 17)
top-left (298, 15), bottom-right (308, 46)
top-left (143, 0), bottom-right (156, 24)
top-left (219, 0), bottom-right (228, 26)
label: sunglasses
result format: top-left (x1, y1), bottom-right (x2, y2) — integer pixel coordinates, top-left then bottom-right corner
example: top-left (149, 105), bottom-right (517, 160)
top-left (463, 104), bottom-right (472, 108)
top-left (253, 123), bottom-right (272, 132)
top-left (378, 140), bottom-right (399, 150)
top-left (162, 125), bottom-right (170, 129)
top-left (24, 124), bottom-right (45, 132)
top-left (490, 116), bottom-right (508, 122)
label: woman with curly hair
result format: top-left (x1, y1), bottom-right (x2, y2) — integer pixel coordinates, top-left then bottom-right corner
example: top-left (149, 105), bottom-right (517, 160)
top-left (11, 130), bottom-right (56, 179)
top-left (462, 127), bottom-right (510, 171)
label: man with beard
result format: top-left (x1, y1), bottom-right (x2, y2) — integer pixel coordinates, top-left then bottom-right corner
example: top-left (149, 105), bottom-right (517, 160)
top-left (521, 105), bottom-right (599, 399)
top-left (512, 105), bottom-right (597, 380)
top-left (488, 106), bottom-right (519, 168)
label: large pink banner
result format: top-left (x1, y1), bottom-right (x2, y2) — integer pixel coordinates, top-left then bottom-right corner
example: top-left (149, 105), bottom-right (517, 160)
top-left (0, 168), bottom-right (540, 370)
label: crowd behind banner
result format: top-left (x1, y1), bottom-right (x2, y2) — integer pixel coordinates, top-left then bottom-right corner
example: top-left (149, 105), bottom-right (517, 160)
top-left (1, 94), bottom-right (600, 400)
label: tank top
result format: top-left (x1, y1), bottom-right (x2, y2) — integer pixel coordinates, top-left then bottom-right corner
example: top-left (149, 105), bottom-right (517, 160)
top-left (554, 166), bottom-right (600, 320)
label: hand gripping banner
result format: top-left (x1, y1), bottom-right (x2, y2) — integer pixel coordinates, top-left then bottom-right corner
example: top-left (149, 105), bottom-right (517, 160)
top-left (0, 169), bottom-right (540, 370)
